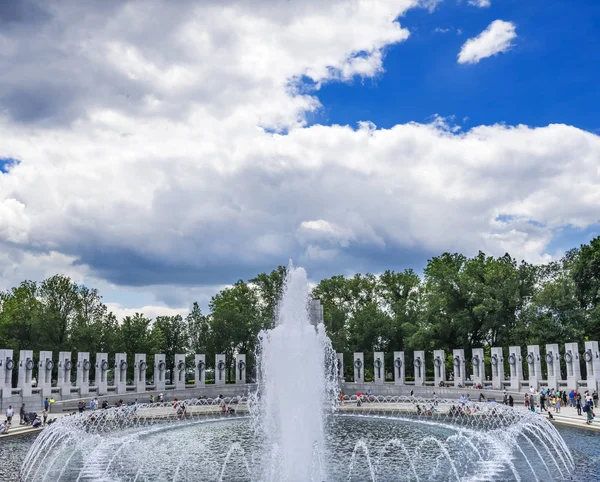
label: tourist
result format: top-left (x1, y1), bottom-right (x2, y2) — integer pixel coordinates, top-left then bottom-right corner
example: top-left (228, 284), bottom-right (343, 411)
top-left (19, 403), bottom-right (26, 425)
top-left (593, 390), bottom-right (598, 408)
top-left (524, 393), bottom-right (530, 409)
top-left (44, 397), bottom-right (49, 411)
top-left (0, 420), bottom-right (9, 434)
top-left (5, 405), bottom-right (14, 425)
top-left (101, 400), bottom-right (108, 409)
top-left (508, 395), bottom-right (514, 407)
top-left (32, 416), bottom-right (42, 428)
top-left (539, 391), bottom-right (546, 411)
top-left (554, 396), bottom-right (561, 413)
top-left (569, 390), bottom-right (576, 407)
top-left (78, 401), bottom-right (85, 413)
top-left (478, 393), bottom-right (485, 402)
top-left (576, 393), bottom-right (583, 416)
top-left (42, 408), bottom-right (48, 425)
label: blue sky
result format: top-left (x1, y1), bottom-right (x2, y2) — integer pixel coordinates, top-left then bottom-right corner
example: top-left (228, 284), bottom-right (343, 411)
top-left (0, 0), bottom-right (599, 316)
top-left (315, 0), bottom-right (600, 133)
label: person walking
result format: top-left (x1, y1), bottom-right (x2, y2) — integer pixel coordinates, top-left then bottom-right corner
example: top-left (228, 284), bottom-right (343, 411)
top-left (593, 390), bottom-right (598, 408)
top-left (576, 393), bottom-right (583, 416)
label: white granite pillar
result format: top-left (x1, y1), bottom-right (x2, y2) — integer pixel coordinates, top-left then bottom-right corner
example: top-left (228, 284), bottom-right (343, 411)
top-left (545, 344), bottom-right (560, 390)
top-left (564, 342), bottom-right (581, 390)
top-left (508, 346), bottom-right (523, 391)
top-left (584, 341), bottom-right (600, 392)
top-left (95, 353), bottom-right (109, 396)
top-left (373, 352), bottom-right (384, 385)
top-left (215, 354), bottom-right (226, 385)
top-left (38, 350), bottom-right (54, 398)
top-left (194, 354), bottom-right (206, 386)
top-left (452, 349), bottom-right (465, 387)
top-left (18, 350), bottom-right (35, 398)
top-left (76, 352), bottom-right (91, 396)
top-left (336, 353), bottom-right (344, 381)
top-left (134, 354), bottom-right (147, 393)
top-left (526, 345), bottom-right (542, 390)
top-left (490, 347), bottom-right (504, 390)
top-left (155, 354), bottom-right (166, 392)
top-left (414, 351), bottom-right (425, 386)
top-left (174, 354), bottom-right (186, 390)
top-left (433, 350), bottom-right (445, 386)
top-left (0, 349), bottom-right (14, 402)
top-left (114, 353), bottom-right (127, 394)
top-left (353, 353), bottom-right (364, 383)
top-left (471, 348), bottom-right (485, 386)
top-left (393, 351), bottom-right (405, 385)
top-left (58, 352), bottom-right (72, 397)
top-left (236, 354), bottom-right (247, 384)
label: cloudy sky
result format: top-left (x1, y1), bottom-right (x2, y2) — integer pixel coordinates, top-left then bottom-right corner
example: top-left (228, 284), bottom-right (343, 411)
top-left (1, 0), bottom-right (599, 318)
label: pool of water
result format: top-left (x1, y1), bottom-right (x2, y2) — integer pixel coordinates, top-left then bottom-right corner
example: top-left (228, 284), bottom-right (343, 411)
top-left (2, 417), bottom-right (599, 481)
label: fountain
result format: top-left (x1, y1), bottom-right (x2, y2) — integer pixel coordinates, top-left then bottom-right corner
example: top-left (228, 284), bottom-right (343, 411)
top-left (20, 266), bottom-right (578, 481)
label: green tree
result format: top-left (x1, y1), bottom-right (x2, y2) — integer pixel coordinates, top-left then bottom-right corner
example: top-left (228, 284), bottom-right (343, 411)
top-left (152, 314), bottom-right (188, 382)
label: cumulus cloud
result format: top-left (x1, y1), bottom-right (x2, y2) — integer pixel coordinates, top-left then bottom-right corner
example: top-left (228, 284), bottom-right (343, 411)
top-left (0, 1), bottom-right (598, 311)
top-left (468, 0), bottom-right (491, 8)
top-left (458, 20), bottom-right (517, 64)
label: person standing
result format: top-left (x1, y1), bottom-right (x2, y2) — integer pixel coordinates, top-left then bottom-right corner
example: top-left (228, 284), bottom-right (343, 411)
top-left (593, 390), bottom-right (598, 408)
top-left (42, 408), bottom-right (48, 425)
top-left (576, 393), bottom-right (583, 416)
top-left (44, 397), bottom-right (50, 412)
top-left (19, 404), bottom-right (26, 425)
top-left (5, 406), bottom-right (14, 425)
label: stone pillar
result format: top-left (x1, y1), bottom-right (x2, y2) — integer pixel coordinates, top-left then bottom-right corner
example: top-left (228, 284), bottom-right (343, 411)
top-left (0, 349), bottom-right (15, 402)
top-left (194, 354), bottom-right (206, 386)
top-left (452, 349), bottom-right (465, 387)
top-left (373, 351), bottom-right (384, 385)
top-left (471, 348), bottom-right (485, 386)
top-left (545, 344), bottom-right (560, 390)
top-left (38, 350), bottom-right (54, 398)
top-left (508, 346), bottom-right (523, 391)
top-left (526, 345), bottom-right (542, 390)
top-left (336, 353), bottom-right (344, 381)
top-left (433, 350), bottom-right (445, 386)
top-left (236, 354), bottom-right (246, 384)
top-left (353, 353), bottom-right (364, 383)
top-left (584, 341), bottom-right (600, 392)
top-left (76, 352), bottom-right (91, 396)
top-left (490, 347), bottom-right (504, 390)
top-left (564, 342), bottom-right (581, 390)
top-left (414, 351), bottom-right (425, 386)
top-left (58, 352), bottom-right (72, 397)
top-left (134, 354), bottom-right (147, 393)
top-left (95, 353), bottom-right (109, 396)
top-left (114, 353), bottom-right (127, 394)
top-left (174, 354), bottom-right (186, 390)
top-left (18, 350), bottom-right (35, 398)
top-left (393, 351), bottom-right (405, 385)
top-left (215, 354), bottom-right (226, 385)
top-left (154, 354), bottom-right (167, 392)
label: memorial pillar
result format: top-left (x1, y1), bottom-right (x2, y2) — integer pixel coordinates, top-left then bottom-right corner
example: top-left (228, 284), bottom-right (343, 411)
top-left (134, 354), bottom-right (147, 393)
top-left (373, 351), bottom-right (384, 385)
top-left (114, 353), bottom-right (127, 394)
top-left (393, 351), bottom-right (405, 385)
top-left (18, 350), bottom-right (35, 398)
top-left (471, 348), bottom-right (485, 387)
top-left (194, 354), bottom-right (206, 386)
top-left (490, 347), bottom-right (504, 390)
top-left (526, 345), bottom-right (542, 390)
top-left (584, 341), bottom-right (600, 392)
top-left (58, 352), bottom-right (72, 397)
top-left (236, 354), bottom-right (246, 384)
top-left (76, 352), bottom-right (91, 396)
top-left (564, 342), bottom-right (581, 390)
top-left (545, 344), bottom-right (560, 390)
top-left (452, 349), bottom-right (465, 387)
top-left (38, 350), bottom-right (54, 398)
top-left (336, 353), bottom-right (344, 381)
top-left (353, 353), bottom-right (364, 383)
top-left (174, 354), bottom-right (186, 390)
top-left (215, 354), bottom-right (226, 385)
top-left (155, 354), bottom-right (166, 392)
top-left (508, 346), bottom-right (523, 391)
top-left (0, 349), bottom-right (14, 402)
top-left (433, 350), bottom-right (445, 386)
top-left (95, 353), bottom-right (109, 396)
top-left (414, 351), bottom-right (425, 386)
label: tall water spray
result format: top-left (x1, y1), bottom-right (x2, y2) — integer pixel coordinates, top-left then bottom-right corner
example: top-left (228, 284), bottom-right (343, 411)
top-left (254, 265), bottom-right (338, 482)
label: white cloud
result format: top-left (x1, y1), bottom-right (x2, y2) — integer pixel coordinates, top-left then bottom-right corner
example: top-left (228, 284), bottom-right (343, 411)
top-left (468, 0), bottom-right (491, 8)
top-left (0, 2), bottom-right (598, 311)
top-left (458, 20), bottom-right (517, 64)
top-left (105, 303), bottom-right (189, 321)
top-left (434, 28), bottom-right (451, 34)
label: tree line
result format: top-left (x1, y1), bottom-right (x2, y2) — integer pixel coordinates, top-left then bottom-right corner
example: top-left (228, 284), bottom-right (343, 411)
top-left (1, 238), bottom-right (599, 383)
